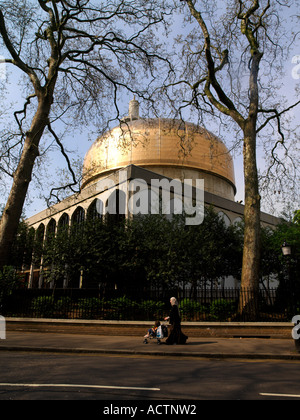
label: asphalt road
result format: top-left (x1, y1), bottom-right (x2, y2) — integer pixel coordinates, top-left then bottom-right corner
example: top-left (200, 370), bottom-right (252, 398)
top-left (0, 351), bottom-right (300, 402)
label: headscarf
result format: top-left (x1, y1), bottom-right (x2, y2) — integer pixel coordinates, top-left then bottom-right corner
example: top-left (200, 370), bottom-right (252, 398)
top-left (170, 297), bottom-right (178, 306)
top-left (170, 297), bottom-right (180, 319)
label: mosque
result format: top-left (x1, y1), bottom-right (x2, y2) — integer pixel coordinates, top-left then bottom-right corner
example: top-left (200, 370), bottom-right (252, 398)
top-left (24, 98), bottom-right (280, 288)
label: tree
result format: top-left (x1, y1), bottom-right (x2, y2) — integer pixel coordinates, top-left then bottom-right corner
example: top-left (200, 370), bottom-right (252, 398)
top-left (293, 210), bottom-right (300, 226)
top-left (261, 217), bottom-right (300, 313)
top-left (0, 266), bottom-right (24, 311)
top-left (166, 0), bottom-right (300, 317)
top-left (27, 208), bottom-right (243, 291)
top-left (0, 0), bottom-right (171, 268)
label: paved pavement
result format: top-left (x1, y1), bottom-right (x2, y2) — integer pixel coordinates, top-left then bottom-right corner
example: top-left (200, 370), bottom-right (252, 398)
top-left (0, 331), bottom-right (300, 360)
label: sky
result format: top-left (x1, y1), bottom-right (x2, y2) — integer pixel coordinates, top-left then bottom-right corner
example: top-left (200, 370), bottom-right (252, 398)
top-left (0, 1), bottom-right (299, 220)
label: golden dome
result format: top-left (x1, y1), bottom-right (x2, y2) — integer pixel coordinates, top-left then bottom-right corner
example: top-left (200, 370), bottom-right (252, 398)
top-left (82, 117), bottom-right (236, 198)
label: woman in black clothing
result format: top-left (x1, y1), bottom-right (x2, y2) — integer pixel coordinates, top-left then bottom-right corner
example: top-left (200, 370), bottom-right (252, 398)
top-left (165, 297), bottom-right (188, 345)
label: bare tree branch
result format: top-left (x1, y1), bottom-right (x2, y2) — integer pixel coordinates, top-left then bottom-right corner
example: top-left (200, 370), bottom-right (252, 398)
top-left (46, 122), bottom-right (79, 203)
top-left (0, 0), bottom-right (172, 267)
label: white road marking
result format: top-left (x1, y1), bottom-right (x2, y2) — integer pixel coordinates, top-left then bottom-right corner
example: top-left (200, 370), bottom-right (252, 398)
top-left (0, 383), bottom-right (160, 392)
top-left (260, 393), bottom-right (300, 398)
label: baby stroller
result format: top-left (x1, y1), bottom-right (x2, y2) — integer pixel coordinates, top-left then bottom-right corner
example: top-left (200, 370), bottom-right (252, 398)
top-left (143, 322), bottom-right (168, 345)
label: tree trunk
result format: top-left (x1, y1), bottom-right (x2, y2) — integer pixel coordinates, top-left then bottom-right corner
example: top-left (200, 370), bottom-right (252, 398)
top-left (239, 120), bottom-right (261, 320)
top-left (0, 97), bottom-right (52, 268)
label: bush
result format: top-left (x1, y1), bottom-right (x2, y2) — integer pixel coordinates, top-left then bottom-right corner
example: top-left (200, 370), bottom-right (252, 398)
top-left (31, 296), bottom-right (55, 318)
top-left (137, 300), bottom-right (165, 320)
top-left (0, 266), bottom-right (24, 308)
top-left (179, 298), bottom-right (206, 321)
top-left (54, 297), bottom-right (73, 318)
top-left (106, 296), bottom-right (137, 320)
top-left (209, 299), bottom-right (237, 321)
top-left (78, 297), bottom-right (104, 319)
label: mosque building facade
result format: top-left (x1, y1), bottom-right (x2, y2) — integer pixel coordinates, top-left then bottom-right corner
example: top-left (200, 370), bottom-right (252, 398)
top-left (24, 99), bottom-right (280, 288)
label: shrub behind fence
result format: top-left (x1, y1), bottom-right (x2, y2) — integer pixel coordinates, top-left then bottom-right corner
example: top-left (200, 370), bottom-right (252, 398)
top-left (1, 287), bottom-right (291, 322)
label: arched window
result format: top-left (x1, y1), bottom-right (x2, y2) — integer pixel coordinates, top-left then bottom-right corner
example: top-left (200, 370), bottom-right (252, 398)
top-left (57, 213), bottom-right (70, 233)
top-left (57, 213), bottom-right (70, 234)
top-left (36, 223), bottom-right (45, 243)
top-left (24, 227), bottom-right (35, 267)
top-left (45, 219), bottom-right (56, 243)
top-left (71, 207), bottom-right (85, 227)
top-left (218, 211), bottom-right (231, 227)
top-left (47, 218), bottom-right (56, 233)
top-left (105, 189), bottom-right (126, 224)
top-left (233, 217), bottom-right (243, 227)
top-left (87, 199), bottom-right (103, 221)
top-left (33, 223), bottom-right (45, 264)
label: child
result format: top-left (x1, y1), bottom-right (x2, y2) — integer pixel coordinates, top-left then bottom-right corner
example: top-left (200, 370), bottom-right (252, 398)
top-left (144, 321), bottom-right (160, 338)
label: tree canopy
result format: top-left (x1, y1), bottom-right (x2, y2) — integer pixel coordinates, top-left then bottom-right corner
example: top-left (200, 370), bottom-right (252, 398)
top-left (13, 208), bottom-right (243, 290)
top-left (0, 0), bottom-right (172, 267)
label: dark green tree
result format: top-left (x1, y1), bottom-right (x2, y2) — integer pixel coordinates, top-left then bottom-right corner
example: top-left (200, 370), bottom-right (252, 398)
top-left (34, 209), bottom-right (244, 292)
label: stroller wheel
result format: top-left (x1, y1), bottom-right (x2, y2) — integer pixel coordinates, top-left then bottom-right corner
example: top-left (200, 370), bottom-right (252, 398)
top-left (143, 339), bottom-right (148, 344)
top-left (157, 339), bottom-right (161, 345)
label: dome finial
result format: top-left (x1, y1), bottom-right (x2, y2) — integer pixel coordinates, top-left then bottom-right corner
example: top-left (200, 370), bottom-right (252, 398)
top-left (129, 96), bottom-right (139, 121)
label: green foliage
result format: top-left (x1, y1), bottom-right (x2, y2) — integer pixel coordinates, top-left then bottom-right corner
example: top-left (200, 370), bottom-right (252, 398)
top-left (10, 206), bottom-right (300, 296)
top-left (179, 298), bottom-right (205, 321)
top-left (106, 296), bottom-right (137, 320)
top-left (27, 208), bottom-right (244, 291)
top-left (117, 209), bottom-right (243, 289)
top-left (137, 300), bottom-right (165, 320)
top-left (54, 297), bottom-right (72, 318)
top-left (0, 266), bottom-right (24, 307)
top-left (209, 299), bottom-right (237, 321)
top-left (259, 217), bottom-right (300, 292)
top-left (9, 222), bottom-right (35, 269)
top-left (30, 296), bottom-right (74, 318)
top-left (31, 296), bottom-right (55, 318)
top-left (179, 298), bottom-right (237, 321)
top-left (293, 210), bottom-right (300, 225)
top-left (77, 297), bottom-right (104, 319)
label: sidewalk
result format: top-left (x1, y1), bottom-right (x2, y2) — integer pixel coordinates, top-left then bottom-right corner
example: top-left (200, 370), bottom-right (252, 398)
top-left (0, 331), bottom-right (299, 360)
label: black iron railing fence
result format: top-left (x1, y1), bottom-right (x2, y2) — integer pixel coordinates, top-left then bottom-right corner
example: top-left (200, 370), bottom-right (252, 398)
top-left (0, 287), bottom-right (294, 322)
